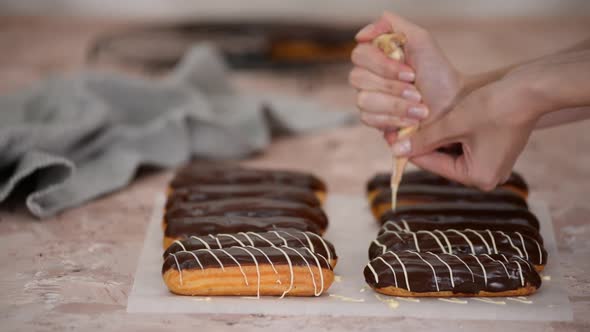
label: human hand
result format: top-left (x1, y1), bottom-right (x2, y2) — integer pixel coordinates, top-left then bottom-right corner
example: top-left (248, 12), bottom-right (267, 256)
top-left (391, 79), bottom-right (540, 191)
top-left (349, 11), bottom-right (463, 143)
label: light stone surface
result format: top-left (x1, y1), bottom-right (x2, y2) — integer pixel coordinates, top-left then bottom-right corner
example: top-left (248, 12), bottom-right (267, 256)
top-left (0, 15), bottom-right (589, 332)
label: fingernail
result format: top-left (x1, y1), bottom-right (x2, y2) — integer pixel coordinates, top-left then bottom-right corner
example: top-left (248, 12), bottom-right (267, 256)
top-left (392, 139), bottom-right (411, 156)
top-left (398, 72), bottom-right (415, 82)
top-left (402, 89), bottom-right (422, 102)
top-left (408, 106), bottom-right (428, 119)
top-left (355, 24), bottom-right (374, 38)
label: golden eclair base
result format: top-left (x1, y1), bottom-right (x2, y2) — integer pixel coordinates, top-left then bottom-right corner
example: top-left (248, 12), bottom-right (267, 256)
top-left (370, 199), bottom-right (420, 220)
top-left (163, 264), bottom-right (334, 297)
top-left (371, 283), bottom-right (539, 297)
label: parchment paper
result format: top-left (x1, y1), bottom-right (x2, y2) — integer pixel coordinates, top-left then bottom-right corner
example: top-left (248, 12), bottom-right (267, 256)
top-left (127, 194), bottom-right (573, 321)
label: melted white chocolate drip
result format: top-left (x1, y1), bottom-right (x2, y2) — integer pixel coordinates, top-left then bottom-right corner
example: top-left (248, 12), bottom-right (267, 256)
top-left (407, 251), bottom-right (439, 291)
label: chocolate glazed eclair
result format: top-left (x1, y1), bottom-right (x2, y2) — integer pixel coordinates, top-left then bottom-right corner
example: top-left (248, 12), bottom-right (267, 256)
top-left (364, 251), bottom-right (541, 297)
top-left (378, 203), bottom-right (540, 232)
top-left (166, 184), bottom-right (321, 209)
top-left (162, 246), bottom-right (334, 297)
top-left (164, 229), bottom-right (338, 268)
top-left (370, 186), bottom-right (528, 220)
top-left (366, 170), bottom-right (529, 202)
top-left (170, 165), bottom-right (327, 204)
top-left (163, 216), bottom-right (322, 248)
top-left (369, 229), bottom-right (546, 271)
top-left (164, 198), bottom-right (329, 232)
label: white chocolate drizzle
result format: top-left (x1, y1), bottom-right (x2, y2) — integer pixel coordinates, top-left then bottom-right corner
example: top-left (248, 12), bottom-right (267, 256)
top-left (217, 233), bottom-right (246, 246)
top-left (375, 256), bottom-right (398, 288)
top-left (427, 252), bottom-right (455, 288)
top-left (185, 251), bottom-right (204, 270)
top-left (507, 296), bottom-right (532, 304)
top-left (533, 238), bottom-right (543, 265)
top-left (233, 247), bottom-right (261, 299)
top-left (367, 262), bottom-right (380, 284)
top-left (447, 229), bottom-right (475, 254)
top-left (464, 229), bottom-right (492, 254)
top-left (382, 230), bottom-right (404, 240)
top-left (473, 298), bottom-right (506, 305)
top-left (306, 231), bottom-right (333, 262)
top-left (372, 239), bottom-right (388, 256)
top-left (388, 251), bottom-right (411, 292)
top-left (514, 256), bottom-right (533, 272)
top-left (434, 230), bottom-right (453, 253)
top-left (417, 230), bottom-right (447, 253)
top-left (471, 254), bottom-right (487, 286)
top-left (270, 230), bottom-right (289, 246)
top-left (172, 240), bottom-right (187, 251)
top-left (407, 251), bottom-right (439, 292)
top-left (384, 221), bottom-right (404, 231)
top-left (237, 232), bottom-right (256, 246)
top-left (247, 246), bottom-right (279, 275)
top-left (276, 230), bottom-right (306, 247)
top-left (449, 253), bottom-right (475, 282)
top-left (198, 249), bottom-right (226, 271)
top-left (273, 246), bottom-right (294, 298)
top-left (486, 230), bottom-right (498, 254)
top-left (170, 253), bottom-right (183, 285)
top-left (411, 232), bottom-right (420, 251)
top-left (438, 298), bottom-right (468, 304)
top-left (283, 247), bottom-right (319, 296)
top-left (217, 248), bottom-right (248, 285)
top-left (514, 232), bottom-right (529, 261)
top-left (498, 231), bottom-right (524, 257)
top-left (481, 254), bottom-right (510, 277)
top-left (246, 232), bottom-right (275, 246)
top-left (189, 235), bottom-right (212, 249)
top-left (301, 247), bottom-right (325, 296)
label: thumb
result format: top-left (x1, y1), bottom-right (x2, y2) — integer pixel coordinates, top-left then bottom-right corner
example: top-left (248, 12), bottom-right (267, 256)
top-left (356, 11), bottom-right (425, 43)
top-left (355, 16), bottom-right (393, 42)
top-left (391, 113), bottom-right (462, 157)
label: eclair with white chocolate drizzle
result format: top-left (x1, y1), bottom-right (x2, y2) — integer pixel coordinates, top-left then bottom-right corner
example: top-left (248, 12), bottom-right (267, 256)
top-left (164, 229), bottom-right (338, 268)
top-left (162, 246), bottom-right (334, 297)
top-left (364, 251), bottom-right (541, 297)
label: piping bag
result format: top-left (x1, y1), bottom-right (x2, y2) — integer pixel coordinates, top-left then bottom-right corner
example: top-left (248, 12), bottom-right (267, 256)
top-left (372, 32), bottom-right (419, 211)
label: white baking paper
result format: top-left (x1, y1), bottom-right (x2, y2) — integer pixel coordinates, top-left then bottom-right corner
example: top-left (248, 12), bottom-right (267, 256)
top-left (127, 193), bottom-right (573, 321)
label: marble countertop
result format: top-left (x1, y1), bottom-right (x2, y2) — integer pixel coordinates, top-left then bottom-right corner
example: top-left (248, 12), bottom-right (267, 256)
top-left (1, 16), bottom-right (589, 331)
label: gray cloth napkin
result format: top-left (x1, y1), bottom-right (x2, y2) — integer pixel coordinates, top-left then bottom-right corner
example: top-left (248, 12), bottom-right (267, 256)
top-left (0, 45), bottom-right (355, 218)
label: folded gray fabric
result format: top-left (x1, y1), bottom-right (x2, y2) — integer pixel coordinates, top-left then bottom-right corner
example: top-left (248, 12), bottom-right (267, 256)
top-left (0, 45), bottom-right (355, 218)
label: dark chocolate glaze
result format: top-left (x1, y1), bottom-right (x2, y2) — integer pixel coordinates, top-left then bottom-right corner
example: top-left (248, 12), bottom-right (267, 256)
top-left (369, 229), bottom-right (547, 265)
top-left (165, 198), bottom-right (328, 230)
top-left (364, 251), bottom-right (541, 293)
top-left (167, 184), bottom-right (321, 208)
top-left (372, 186), bottom-right (527, 209)
top-left (162, 245), bottom-right (333, 274)
top-left (379, 203), bottom-right (540, 230)
top-left (164, 216), bottom-right (321, 238)
top-left (380, 219), bottom-right (541, 241)
top-left (164, 229), bottom-right (337, 262)
top-left (171, 166), bottom-right (326, 192)
top-left (366, 170), bottom-right (528, 194)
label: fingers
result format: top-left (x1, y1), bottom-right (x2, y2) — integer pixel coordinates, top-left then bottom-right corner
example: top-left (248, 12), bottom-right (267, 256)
top-left (360, 113), bottom-right (418, 130)
top-left (355, 11), bottom-right (424, 43)
top-left (355, 14), bottom-right (395, 42)
top-left (349, 67), bottom-right (418, 97)
top-left (410, 152), bottom-right (471, 186)
top-left (351, 43), bottom-right (415, 82)
top-left (357, 91), bottom-right (428, 121)
top-left (392, 111), bottom-right (464, 157)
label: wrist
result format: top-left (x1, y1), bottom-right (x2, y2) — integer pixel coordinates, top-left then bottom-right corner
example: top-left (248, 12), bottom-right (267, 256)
top-left (487, 77), bottom-right (546, 126)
